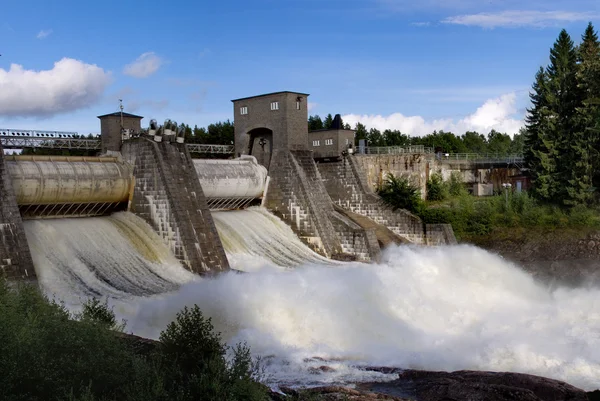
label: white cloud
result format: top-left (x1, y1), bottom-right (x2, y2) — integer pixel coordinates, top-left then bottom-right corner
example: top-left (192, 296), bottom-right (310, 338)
top-left (342, 92), bottom-right (524, 137)
top-left (123, 52), bottom-right (162, 78)
top-left (36, 29), bottom-right (52, 39)
top-left (443, 10), bottom-right (599, 28)
top-left (0, 58), bottom-right (111, 118)
top-left (410, 22), bottom-right (431, 27)
top-left (308, 102), bottom-right (318, 112)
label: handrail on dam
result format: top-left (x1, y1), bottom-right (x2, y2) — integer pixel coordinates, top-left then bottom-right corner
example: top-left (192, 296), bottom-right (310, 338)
top-left (5, 155), bottom-right (121, 163)
top-left (434, 153), bottom-right (525, 164)
top-left (363, 145), bottom-right (435, 155)
top-left (1, 130), bottom-right (236, 155)
top-left (0, 135), bottom-right (101, 150)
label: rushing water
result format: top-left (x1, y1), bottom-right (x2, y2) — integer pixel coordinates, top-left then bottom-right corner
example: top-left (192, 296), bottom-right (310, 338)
top-left (23, 210), bottom-right (600, 391)
top-left (213, 207), bottom-right (336, 270)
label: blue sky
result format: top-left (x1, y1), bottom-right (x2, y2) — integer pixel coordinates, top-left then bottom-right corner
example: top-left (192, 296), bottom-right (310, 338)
top-left (0, 0), bottom-right (598, 136)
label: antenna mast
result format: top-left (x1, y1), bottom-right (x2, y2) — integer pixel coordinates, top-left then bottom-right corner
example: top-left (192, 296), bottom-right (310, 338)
top-left (119, 99), bottom-right (124, 133)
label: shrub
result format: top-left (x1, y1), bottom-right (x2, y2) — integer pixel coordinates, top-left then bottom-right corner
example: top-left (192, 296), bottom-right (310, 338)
top-left (426, 173), bottom-right (447, 201)
top-left (448, 172), bottom-right (468, 197)
top-left (378, 173), bottom-right (423, 213)
top-left (78, 298), bottom-right (126, 332)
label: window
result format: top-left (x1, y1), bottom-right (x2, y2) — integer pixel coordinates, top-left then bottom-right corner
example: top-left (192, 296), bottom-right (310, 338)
top-left (312, 140), bottom-right (320, 146)
top-left (325, 139), bottom-right (334, 146)
top-left (346, 138), bottom-right (350, 145)
top-left (296, 101), bottom-right (301, 110)
top-left (270, 101), bottom-right (279, 111)
top-left (240, 106), bottom-right (248, 115)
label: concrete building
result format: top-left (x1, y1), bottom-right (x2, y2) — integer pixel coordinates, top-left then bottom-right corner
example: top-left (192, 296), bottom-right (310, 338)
top-left (231, 91), bottom-right (309, 169)
top-left (309, 114), bottom-right (355, 160)
top-left (98, 111), bottom-right (143, 153)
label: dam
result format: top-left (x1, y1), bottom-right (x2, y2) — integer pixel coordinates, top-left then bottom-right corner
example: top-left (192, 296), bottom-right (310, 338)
top-left (0, 90), bottom-right (456, 283)
top-left (3, 93), bottom-right (600, 392)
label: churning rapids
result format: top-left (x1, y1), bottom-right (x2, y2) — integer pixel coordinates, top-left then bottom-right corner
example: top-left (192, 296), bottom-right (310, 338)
top-left (23, 208), bottom-right (600, 391)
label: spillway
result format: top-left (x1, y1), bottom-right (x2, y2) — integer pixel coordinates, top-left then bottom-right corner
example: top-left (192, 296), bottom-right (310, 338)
top-left (24, 212), bottom-right (196, 304)
top-left (213, 207), bottom-right (336, 269)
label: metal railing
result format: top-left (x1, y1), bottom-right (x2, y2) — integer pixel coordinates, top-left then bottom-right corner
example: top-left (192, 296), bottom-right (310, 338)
top-left (0, 136), bottom-right (101, 150)
top-left (186, 144), bottom-right (235, 154)
top-left (363, 145), bottom-right (435, 155)
top-left (435, 153), bottom-right (524, 164)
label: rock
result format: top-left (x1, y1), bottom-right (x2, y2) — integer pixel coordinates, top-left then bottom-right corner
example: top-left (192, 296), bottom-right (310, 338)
top-left (360, 369), bottom-right (589, 401)
top-left (308, 365), bottom-right (337, 374)
top-left (273, 386), bottom-right (409, 400)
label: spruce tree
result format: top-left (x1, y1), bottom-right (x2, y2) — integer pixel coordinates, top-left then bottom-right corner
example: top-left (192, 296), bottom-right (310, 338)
top-left (575, 22), bottom-right (600, 201)
top-left (525, 67), bottom-right (556, 201)
top-left (544, 29), bottom-right (583, 204)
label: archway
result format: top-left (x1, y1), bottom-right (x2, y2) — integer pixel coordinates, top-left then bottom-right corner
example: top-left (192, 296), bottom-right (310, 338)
top-left (247, 128), bottom-right (273, 170)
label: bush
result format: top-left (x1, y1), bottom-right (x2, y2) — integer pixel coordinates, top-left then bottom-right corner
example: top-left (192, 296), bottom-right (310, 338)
top-left (448, 172), bottom-right (468, 197)
top-left (426, 173), bottom-right (447, 201)
top-left (378, 173), bottom-right (423, 213)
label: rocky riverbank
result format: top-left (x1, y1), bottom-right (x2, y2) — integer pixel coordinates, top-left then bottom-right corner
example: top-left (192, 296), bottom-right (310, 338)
top-left (269, 369), bottom-right (592, 400)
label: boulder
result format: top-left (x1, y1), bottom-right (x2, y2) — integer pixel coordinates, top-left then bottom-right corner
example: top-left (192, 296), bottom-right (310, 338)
top-left (359, 369), bottom-right (589, 401)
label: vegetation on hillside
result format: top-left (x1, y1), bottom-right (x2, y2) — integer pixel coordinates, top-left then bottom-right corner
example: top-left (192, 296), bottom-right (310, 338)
top-left (378, 173), bottom-right (600, 240)
top-left (0, 280), bottom-right (267, 401)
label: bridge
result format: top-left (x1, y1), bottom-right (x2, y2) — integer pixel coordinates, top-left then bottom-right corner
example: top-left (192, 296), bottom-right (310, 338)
top-left (0, 130), bottom-right (235, 154)
top-left (0, 129), bottom-right (101, 150)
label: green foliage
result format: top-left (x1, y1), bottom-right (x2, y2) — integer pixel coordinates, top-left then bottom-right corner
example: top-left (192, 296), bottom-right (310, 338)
top-left (0, 281), bottom-right (267, 401)
top-left (426, 173), bottom-right (447, 201)
top-left (377, 173), bottom-right (423, 214)
top-left (448, 172), bottom-right (468, 197)
top-left (418, 192), bottom-right (600, 240)
top-left (77, 298), bottom-right (125, 331)
top-left (524, 24), bottom-right (600, 207)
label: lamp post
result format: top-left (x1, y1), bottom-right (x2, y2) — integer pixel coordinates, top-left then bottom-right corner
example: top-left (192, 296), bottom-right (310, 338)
top-left (502, 183), bottom-right (512, 209)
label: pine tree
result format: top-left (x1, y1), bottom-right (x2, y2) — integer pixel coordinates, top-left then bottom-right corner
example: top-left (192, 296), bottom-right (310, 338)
top-left (544, 29), bottom-right (583, 204)
top-left (323, 113), bottom-right (334, 129)
top-left (575, 22), bottom-right (600, 200)
top-left (525, 67), bottom-right (554, 201)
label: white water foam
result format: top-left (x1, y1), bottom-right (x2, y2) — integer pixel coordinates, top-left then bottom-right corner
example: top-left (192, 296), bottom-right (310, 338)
top-left (24, 211), bottom-right (600, 391)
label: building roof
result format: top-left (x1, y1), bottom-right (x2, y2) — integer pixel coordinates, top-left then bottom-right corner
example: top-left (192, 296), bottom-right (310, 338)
top-left (231, 91), bottom-right (310, 102)
top-left (97, 111), bottom-right (144, 119)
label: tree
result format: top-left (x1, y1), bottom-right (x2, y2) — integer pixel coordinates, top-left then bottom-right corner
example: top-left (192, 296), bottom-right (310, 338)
top-left (461, 131), bottom-right (488, 154)
top-left (383, 129), bottom-right (410, 147)
top-left (524, 67), bottom-right (551, 199)
top-left (576, 22), bottom-right (600, 198)
top-left (323, 113), bottom-right (334, 129)
top-left (206, 120), bottom-right (234, 145)
top-left (509, 128), bottom-right (525, 154)
top-left (545, 29), bottom-right (586, 205)
top-left (308, 115), bottom-right (324, 131)
top-left (487, 129), bottom-right (512, 155)
top-left (354, 122), bottom-right (368, 145)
